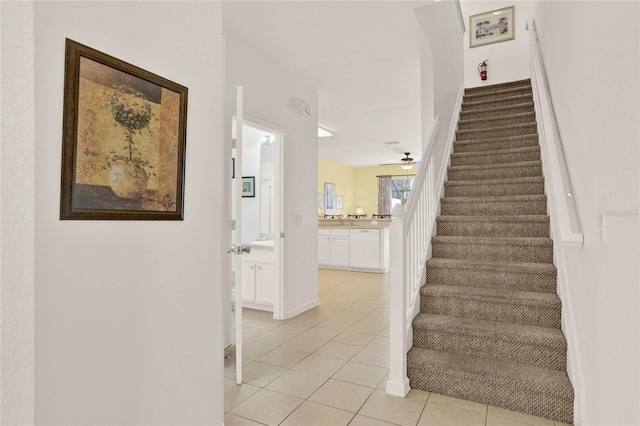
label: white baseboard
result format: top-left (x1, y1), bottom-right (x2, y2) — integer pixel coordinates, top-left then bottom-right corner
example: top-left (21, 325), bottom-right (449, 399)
top-left (285, 298), bottom-right (320, 320)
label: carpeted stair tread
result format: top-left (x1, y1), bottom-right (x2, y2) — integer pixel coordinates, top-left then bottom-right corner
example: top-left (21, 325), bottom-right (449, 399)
top-left (443, 194), bottom-right (546, 203)
top-left (420, 284), bottom-right (561, 327)
top-left (462, 94), bottom-right (534, 111)
top-left (456, 123), bottom-right (537, 141)
top-left (464, 86), bottom-right (533, 102)
top-left (445, 176), bottom-right (544, 189)
top-left (454, 134), bottom-right (539, 153)
top-left (421, 284), bottom-right (561, 309)
top-left (433, 235), bottom-right (553, 247)
top-left (413, 313), bottom-right (565, 348)
top-left (411, 314), bottom-right (567, 370)
top-left (450, 146), bottom-right (540, 166)
top-left (441, 194), bottom-right (547, 216)
top-left (436, 214), bottom-right (550, 237)
top-left (407, 347), bottom-right (573, 423)
top-left (460, 102), bottom-right (534, 120)
top-left (447, 161), bottom-right (543, 181)
top-left (425, 258), bottom-right (557, 293)
top-left (464, 79), bottom-right (532, 95)
top-left (432, 236), bottom-right (553, 263)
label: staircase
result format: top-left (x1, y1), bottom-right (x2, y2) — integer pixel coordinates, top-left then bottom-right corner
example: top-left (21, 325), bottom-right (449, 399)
top-left (407, 79), bottom-right (574, 424)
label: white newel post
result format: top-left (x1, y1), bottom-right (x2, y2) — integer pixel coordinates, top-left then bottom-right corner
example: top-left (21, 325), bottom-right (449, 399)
top-left (386, 204), bottom-right (411, 397)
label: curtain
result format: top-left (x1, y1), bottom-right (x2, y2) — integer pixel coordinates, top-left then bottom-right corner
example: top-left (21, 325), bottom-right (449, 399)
top-left (378, 175), bottom-right (392, 215)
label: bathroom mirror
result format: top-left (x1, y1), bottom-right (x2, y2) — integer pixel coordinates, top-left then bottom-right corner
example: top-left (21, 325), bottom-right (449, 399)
top-left (259, 143), bottom-right (275, 239)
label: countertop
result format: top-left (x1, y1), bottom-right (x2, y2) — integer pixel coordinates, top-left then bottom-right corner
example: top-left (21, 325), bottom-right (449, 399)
top-left (318, 218), bottom-right (392, 229)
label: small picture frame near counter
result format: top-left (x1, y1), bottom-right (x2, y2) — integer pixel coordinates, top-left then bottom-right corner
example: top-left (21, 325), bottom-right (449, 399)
top-left (324, 182), bottom-right (335, 215)
top-left (336, 194), bottom-right (343, 210)
top-left (242, 176), bottom-right (255, 197)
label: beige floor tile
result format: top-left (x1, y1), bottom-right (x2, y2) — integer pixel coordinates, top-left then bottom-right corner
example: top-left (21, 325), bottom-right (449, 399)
top-left (281, 336), bottom-right (327, 353)
top-left (309, 379), bottom-right (374, 413)
top-left (223, 413), bottom-right (265, 426)
top-left (224, 356), bottom-right (253, 376)
top-left (285, 314), bottom-right (327, 326)
top-left (318, 317), bottom-right (358, 330)
top-left (243, 309), bottom-right (274, 321)
top-left (242, 326), bottom-right (266, 340)
top-left (377, 372), bottom-right (389, 389)
top-left (487, 406), bottom-right (554, 426)
top-left (300, 326), bottom-right (342, 341)
top-left (349, 415), bottom-right (398, 426)
top-left (345, 302), bottom-right (379, 314)
top-left (377, 327), bottom-right (390, 337)
top-left (333, 361), bottom-right (388, 388)
top-left (256, 347), bottom-right (309, 368)
top-left (331, 310), bottom-right (367, 321)
top-left (332, 330), bottom-right (376, 347)
top-left (347, 321), bottom-right (387, 335)
top-left (428, 393), bottom-right (487, 414)
top-left (365, 336), bottom-right (389, 351)
top-left (241, 361), bottom-right (288, 387)
top-left (231, 389), bottom-right (303, 426)
top-left (241, 341), bottom-right (277, 360)
top-left (359, 389), bottom-right (427, 426)
top-left (224, 379), bottom-right (260, 412)
top-left (250, 329), bottom-right (297, 346)
top-left (245, 319), bottom-right (281, 330)
top-left (265, 369), bottom-right (328, 399)
top-left (408, 389), bottom-right (430, 400)
top-left (273, 322), bottom-right (313, 335)
top-left (351, 348), bottom-right (389, 368)
top-left (291, 353), bottom-right (347, 377)
top-left (487, 415), bottom-right (533, 426)
top-left (419, 402), bottom-right (486, 426)
top-left (281, 400), bottom-right (355, 426)
top-left (314, 341), bottom-right (362, 361)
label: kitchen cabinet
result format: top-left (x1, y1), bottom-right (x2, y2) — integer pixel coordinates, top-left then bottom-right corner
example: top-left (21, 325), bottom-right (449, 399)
top-left (241, 248), bottom-right (274, 311)
top-left (318, 226), bottom-right (389, 273)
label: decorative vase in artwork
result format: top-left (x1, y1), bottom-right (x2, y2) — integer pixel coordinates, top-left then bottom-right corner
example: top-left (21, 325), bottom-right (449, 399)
top-left (108, 161), bottom-right (148, 199)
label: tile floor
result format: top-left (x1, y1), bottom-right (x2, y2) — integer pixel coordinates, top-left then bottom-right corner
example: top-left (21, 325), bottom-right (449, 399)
top-left (224, 269), bottom-right (571, 426)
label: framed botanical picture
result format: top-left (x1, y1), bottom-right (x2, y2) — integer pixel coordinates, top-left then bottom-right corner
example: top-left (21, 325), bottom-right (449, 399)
top-left (469, 6), bottom-right (515, 48)
top-left (317, 192), bottom-right (323, 209)
top-left (60, 39), bottom-right (188, 220)
top-left (242, 176), bottom-right (255, 198)
top-left (324, 182), bottom-right (335, 215)
top-left (336, 195), bottom-right (343, 210)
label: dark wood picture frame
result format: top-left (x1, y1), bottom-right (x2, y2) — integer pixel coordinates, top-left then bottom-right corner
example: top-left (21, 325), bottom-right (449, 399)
top-left (60, 38), bottom-right (188, 220)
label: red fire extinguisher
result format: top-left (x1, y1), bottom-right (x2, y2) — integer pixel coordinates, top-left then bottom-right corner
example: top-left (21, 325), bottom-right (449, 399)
top-left (478, 59), bottom-right (489, 81)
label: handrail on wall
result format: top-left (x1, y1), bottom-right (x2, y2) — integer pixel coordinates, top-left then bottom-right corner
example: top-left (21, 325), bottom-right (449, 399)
top-left (528, 18), bottom-right (584, 246)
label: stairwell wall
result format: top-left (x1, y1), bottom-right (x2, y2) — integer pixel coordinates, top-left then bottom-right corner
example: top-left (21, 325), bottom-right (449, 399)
top-left (530, 2), bottom-right (639, 425)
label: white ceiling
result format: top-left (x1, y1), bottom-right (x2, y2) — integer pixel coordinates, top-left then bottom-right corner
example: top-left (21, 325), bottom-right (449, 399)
top-left (223, 1), bottom-right (432, 167)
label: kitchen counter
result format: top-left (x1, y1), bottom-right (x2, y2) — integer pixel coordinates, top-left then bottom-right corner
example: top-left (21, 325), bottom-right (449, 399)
top-left (318, 218), bottom-right (392, 229)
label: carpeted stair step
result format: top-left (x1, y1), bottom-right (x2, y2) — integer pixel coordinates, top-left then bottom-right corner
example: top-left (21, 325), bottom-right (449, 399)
top-left (436, 215), bottom-right (550, 238)
top-left (450, 146), bottom-right (541, 166)
top-left (425, 258), bottom-right (557, 293)
top-left (447, 161), bottom-right (542, 181)
top-left (412, 314), bottom-right (567, 370)
top-left (460, 102), bottom-right (535, 121)
top-left (458, 112), bottom-right (535, 131)
top-left (406, 347), bottom-right (573, 423)
top-left (420, 284), bottom-right (561, 328)
top-left (462, 93), bottom-right (534, 111)
top-left (454, 134), bottom-right (539, 153)
top-left (441, 194), bottom-right (547, 216)
top-left (464, 79), bottom-right (532, 96)
top-left (444, 176), bottom-right (545, 197)
top-left (463, 86), bottom-right (533, 103)
top-left (432, 236), bottom-right (553, 263)
top-left (456, 123), bottom-right (537, 141)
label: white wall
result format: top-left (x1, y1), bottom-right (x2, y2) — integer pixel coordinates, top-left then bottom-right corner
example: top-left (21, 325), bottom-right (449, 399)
top-left (460, 1), bottom-right (531, 88)
top-left (530, 2), bottom-right (639, 425)
top-left (32, 2), bottom-right (225, 424)
top-left (1, 2), bottom-right (35, 424)
top-left (414, 1), bottom-right (465, 178)
top-left (224, 35), bottom-right (319, 319)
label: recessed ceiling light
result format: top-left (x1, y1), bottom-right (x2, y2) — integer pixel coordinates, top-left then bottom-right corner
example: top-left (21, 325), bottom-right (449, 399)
top-left (318, 127), bottom-right (333, 138)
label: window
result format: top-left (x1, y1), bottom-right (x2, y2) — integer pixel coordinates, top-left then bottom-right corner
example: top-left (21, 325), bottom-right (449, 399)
top-left (391, 176), bottom-right (414, 209)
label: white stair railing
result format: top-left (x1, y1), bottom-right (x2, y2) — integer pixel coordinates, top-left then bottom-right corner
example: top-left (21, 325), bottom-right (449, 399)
top-left (385, 118), bottom-right (441, 396)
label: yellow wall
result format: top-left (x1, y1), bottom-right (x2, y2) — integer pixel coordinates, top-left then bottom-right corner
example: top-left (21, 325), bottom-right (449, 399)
top-left (318, 158), bottom-right (417, 216)
top-left (318, 157), bottom-right (355, 215)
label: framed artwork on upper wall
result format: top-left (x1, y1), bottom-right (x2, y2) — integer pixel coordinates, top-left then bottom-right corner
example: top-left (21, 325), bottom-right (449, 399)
top-left (336, 195), bottom-right (343, 210)
top-left (60, 38), bottom-right (188, 220)
top-left (324, 182), bottom-right (335, 215)
top-left (469, 6), bottom-right (515, 48)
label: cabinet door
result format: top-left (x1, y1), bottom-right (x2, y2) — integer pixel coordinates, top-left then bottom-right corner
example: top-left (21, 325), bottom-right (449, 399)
top-left (331, 234), bottom-right (350, 266)
top-left (318, 234), bottom-right (331, 265)
top-left (241, 261), bottom-right (256, 302)
top-left (350, 229), bottom-right (381, 269)
top-left (256, 263), bottom-right (275, 306)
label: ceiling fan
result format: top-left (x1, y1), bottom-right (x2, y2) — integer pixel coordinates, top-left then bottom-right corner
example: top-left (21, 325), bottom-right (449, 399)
top-left (379, 152), bottom-right (418, 171)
